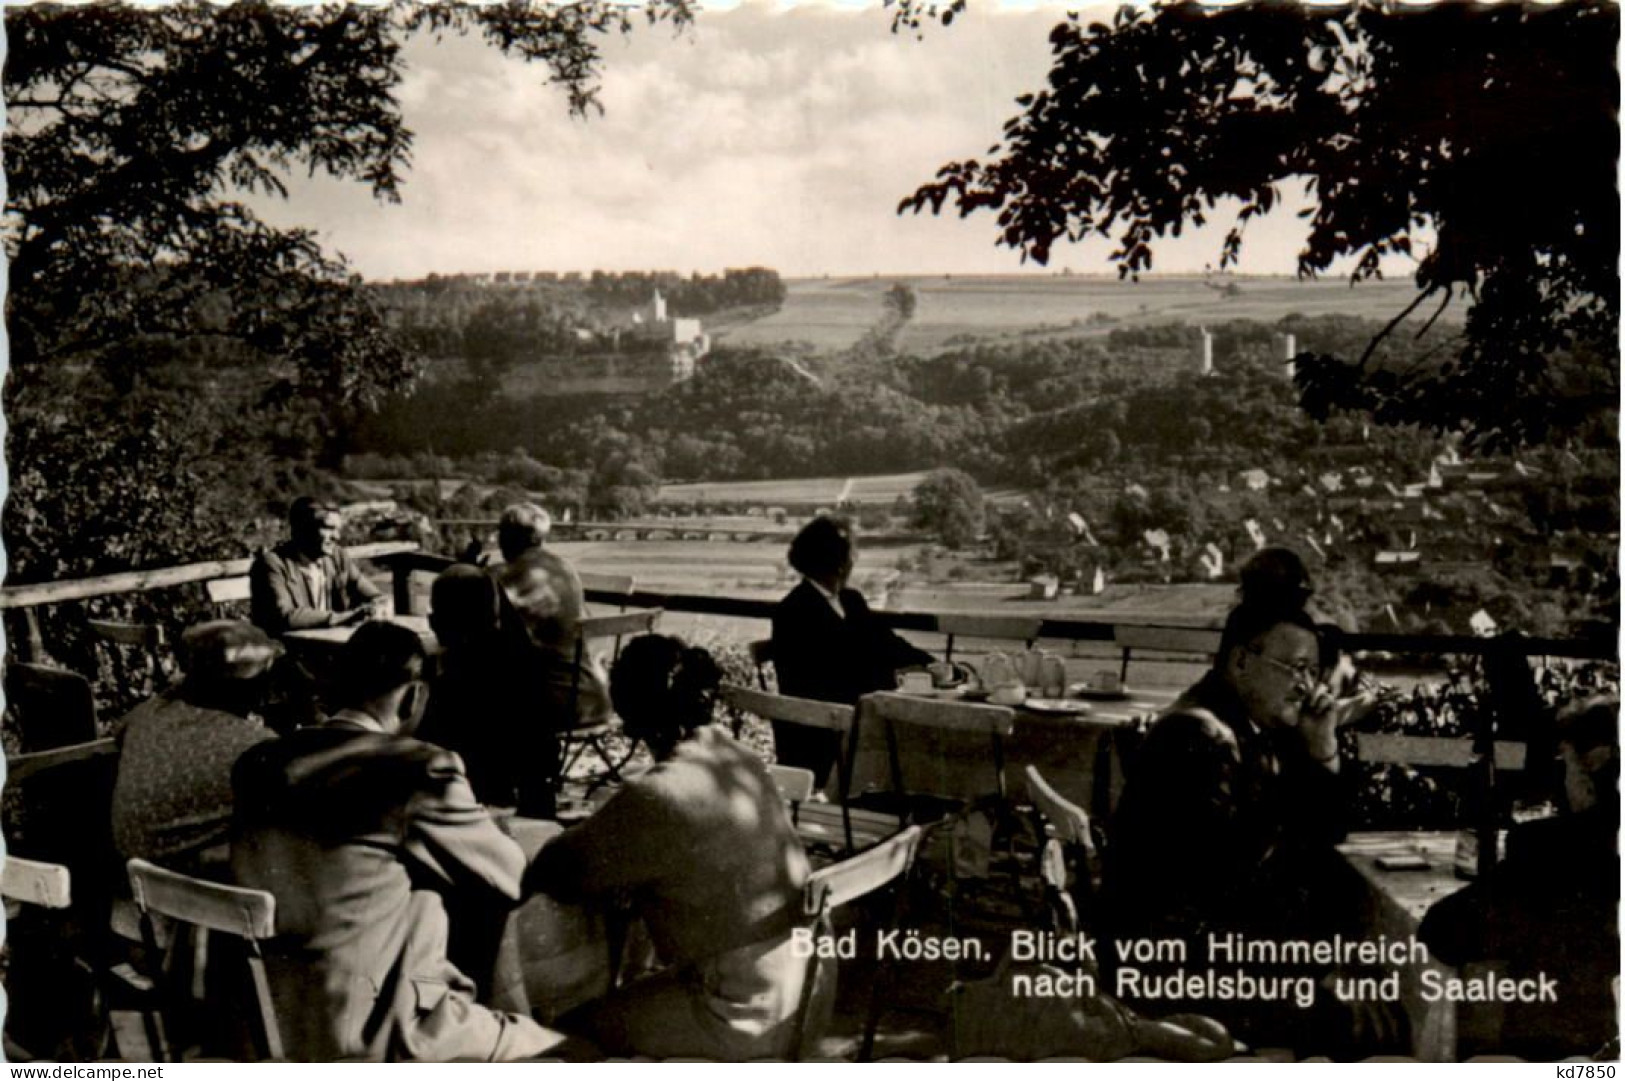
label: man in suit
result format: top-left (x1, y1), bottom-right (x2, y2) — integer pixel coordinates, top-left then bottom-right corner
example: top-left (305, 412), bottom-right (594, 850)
top-left (250, 497), bottom-right (385, 635)
top-left (770, 516), bottom-right (934, 788)
top-left (1104, 602), bottom-right (1386, 1055)
top-left (231, 622), bottom-right (564, 1061)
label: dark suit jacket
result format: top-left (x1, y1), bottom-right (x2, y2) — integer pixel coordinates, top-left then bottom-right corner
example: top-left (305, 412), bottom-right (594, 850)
top-left (1105, 672), bottom-right (1349, 949)
top-left (231, 718), bottom-right (555, 1061)
top-left (771, 579), bottom-right (934, 706)
top-left (250, 541), bottom-right (380, 635)
top-left (769, 580), bottom-right (934, 786)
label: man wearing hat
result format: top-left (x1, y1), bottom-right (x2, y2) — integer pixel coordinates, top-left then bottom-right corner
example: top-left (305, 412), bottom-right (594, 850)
top-left (110, 620), bottom-right (282, 874)
top-left (251, 496), bottom-right (386, 634)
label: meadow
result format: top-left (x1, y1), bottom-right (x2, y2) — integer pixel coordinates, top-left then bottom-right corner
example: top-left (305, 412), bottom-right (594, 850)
top-left (652, 471), bottom-right (1024, 508)
top-left (715, 273), bottom-right (1435, 355)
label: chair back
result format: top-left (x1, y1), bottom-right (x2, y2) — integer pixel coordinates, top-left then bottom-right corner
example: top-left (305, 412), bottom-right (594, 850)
top-left (720, 684), bottom-right (860, 850)
top-left (804, 824), bottom-right (925, 914)
top-left (568, 609), bottom-right (664, 706)
top-left (126, 859), bottom-right (283, 1061)
top-left (768, 764), bottom-right (817, 805)
top-left (789, 825), bottom-right (926, 1061)
top-left (126, 859), bottom-right (276, 942)
top-left (579, 573), bottom-right (637, 611)
top-left (5, 663), bottom-right (98, 753)
top-left (935, 613), bottom-right (1043, 664)
top-left (87, 619), bottom-right (167, 649)
top-left (2, 856), bottom-right (71, 911)
top-left (858, 691), bottom-right (1016, 805)
top-left (1113, 623), bottom-right (1222, 683)
top-left (205, 575), bottom-right (253, 605)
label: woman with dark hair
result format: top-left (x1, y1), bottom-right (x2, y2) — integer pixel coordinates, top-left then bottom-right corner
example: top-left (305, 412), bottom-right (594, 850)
top-left (524, 635), bottom-right (817, 1059)
top-left (770, 516), bottom-right (935, 786)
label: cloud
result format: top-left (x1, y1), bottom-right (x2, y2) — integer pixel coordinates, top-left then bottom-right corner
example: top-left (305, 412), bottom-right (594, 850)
top-left (248, 3), bottom-right (1413, 280)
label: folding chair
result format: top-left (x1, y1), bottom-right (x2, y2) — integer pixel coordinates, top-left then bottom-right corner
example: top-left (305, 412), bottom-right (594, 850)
top-left (935, 614), bottom-right (1043, 666)
top-left (1024, 765), bottom-right (1100, 935)
top-left (848, 692), bottom-right (1019, 920)
top-left (790, 825), bottom-right (927, 1061)
top-left (1, 856), bottom-right (71, 916)
top-left (87, 619), bottom-right (167, 650)
top-left (558, 609), bottom-right (664, 789)
top-left (125, 859), bottom-right (283, 1062)
top-left (719, 684), bottom-right (898, 856)
top-left (768, 763), bottom-right (817, 819)
top-left (1112, 624), bottom-right (1222, 685)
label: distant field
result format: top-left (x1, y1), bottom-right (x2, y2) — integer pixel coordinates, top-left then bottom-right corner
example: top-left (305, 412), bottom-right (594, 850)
top-left (714, 274), bottom-right (1435, 354)
top-left (654, 471), bottom-right (1024, 507)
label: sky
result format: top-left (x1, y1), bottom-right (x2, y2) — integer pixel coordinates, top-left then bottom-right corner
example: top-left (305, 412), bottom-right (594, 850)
top-left (253, 2), bottom-right (1405, 282)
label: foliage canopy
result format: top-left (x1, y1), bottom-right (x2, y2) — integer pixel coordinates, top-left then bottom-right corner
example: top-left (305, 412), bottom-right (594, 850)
top-left (3, 1), bottom-right (693, 582)
top-left (897, 1), bottom-right (1620, 449)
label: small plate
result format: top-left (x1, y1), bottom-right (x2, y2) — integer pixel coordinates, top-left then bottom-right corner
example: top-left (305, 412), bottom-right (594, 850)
top-left (1023, 698), bottom-right (1094, 715)
top-left (960, 687), bottom-right (992, 702)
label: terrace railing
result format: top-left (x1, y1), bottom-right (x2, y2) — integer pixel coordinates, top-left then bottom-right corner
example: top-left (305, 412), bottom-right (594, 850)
top-left (3, 544), bottom-right (1617, 875)
top-left (3, 541), bottom-right (1612, 667)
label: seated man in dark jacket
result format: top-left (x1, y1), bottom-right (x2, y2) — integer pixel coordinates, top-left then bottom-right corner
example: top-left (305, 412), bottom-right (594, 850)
top-left (1104, 603), bottom-right (1373, 1053)
top-left (250, 497), bottom-right (385, 634)
top-left (769, 516), bottom-right (934, 787)
top-left (232, 622), bottom-right (564, 1062)
top-left (1420, 696), bottom-right (1620, 1061)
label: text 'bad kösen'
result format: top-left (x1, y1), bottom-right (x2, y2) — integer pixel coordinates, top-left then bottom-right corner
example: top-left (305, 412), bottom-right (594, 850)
top-left (791, 929), bottom-right (1561, 1006)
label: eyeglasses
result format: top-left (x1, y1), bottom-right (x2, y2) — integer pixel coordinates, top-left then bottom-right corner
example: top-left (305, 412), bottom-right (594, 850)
top-left (1249, 648), bottom-right (1318, 685)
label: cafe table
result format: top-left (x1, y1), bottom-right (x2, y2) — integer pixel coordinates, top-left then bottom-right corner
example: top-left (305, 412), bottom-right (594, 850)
top-left (846, 684), bottom-right (1174, 818)
top-left (1335, 831), bottom-right (1473, 1061)
top-left (281, 613), bottom-right (438, 656)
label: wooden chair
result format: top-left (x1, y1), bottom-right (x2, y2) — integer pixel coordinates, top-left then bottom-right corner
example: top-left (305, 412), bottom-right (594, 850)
top-left (768, 763), bottom-right (817, 815)
top-left (936, 613), bottom-right (1043, 665)
top-left (719, 684), bottom-right (898, 855)
top-left (2, 856), bottom-right (71, 918)
top-left (856, 691), bottom-right (1017, 821)
top-left (204, 576), bottom-right (252, 605)
top-left (559, 609), bottom-right (664, 789)
top-left (790, 825), bottom-right (927, 1061)
top-left (87, 619), bottom-right (166, 650)
top-left (850, 693), bottom-right (1018, 910)
top-left (125, 859), bottom-right (283, 1062)
top-left (1024, 765), bottom-right (1100, 935)
top-left (1, 857), bottom-right (76, 1060)
top-left (5, 662), bottom-right (98, 753)
top-left (578, 572), bottom-right (637, 611)
top-left (1113, 624), bottom-right (1222, 684)
top-left (748, 638), bottom-right (775, 690)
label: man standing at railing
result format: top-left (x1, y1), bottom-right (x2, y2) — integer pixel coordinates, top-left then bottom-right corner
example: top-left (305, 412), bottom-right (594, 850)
top-left (251, 496), bottom-right (388, 634)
